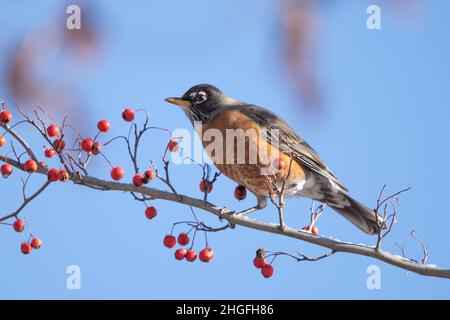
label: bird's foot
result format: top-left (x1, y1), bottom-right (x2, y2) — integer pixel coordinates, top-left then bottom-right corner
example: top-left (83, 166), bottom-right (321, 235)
top-left (218, 207), bottom-right (234, 222)
top-left (217, 208), bottom-right (237, 229)
top-left (234, 197), bottom-right (267, 217)
top-left (235, 206), bottom-right (260, 217)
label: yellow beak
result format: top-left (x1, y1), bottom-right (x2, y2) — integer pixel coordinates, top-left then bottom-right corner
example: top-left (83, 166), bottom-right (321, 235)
top-left (164, 97), bottom-right (191, 109)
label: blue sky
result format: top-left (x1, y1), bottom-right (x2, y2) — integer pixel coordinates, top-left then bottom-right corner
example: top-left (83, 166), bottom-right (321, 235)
top-left (1, 0), bottom-right (450, 299)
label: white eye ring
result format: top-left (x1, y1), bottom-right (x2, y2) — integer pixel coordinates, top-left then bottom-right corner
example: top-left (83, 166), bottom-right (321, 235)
top-left (192, 91), bottom-right (207, 104)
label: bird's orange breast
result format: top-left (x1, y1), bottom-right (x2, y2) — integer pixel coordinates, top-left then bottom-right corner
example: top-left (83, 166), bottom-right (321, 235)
top-left (198, 109), bottom-right (305, 196)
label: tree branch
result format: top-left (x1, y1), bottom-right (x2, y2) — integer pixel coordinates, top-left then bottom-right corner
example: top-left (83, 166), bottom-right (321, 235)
top-left (1, 123), bottom-right (37, 161)
top-left (1, 154), bottom-right (449, 279)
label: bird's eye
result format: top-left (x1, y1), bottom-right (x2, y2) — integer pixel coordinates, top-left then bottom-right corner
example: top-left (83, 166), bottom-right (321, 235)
top-left (192, 91), bottom-right (207, 104)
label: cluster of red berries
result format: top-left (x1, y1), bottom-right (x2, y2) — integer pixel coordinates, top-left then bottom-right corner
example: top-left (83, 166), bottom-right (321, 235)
top-left (2, 109), bottom-right (138, 182)
top-left (20, 134), bottom-right (71, 182)
top-left (80, 138), bottom-right (103, 155)
top-left (40, 125), bottom-right (62, 157)
top-left (12, 219), bottom-right (42, 255)
top-left (253, 249), bottom-right (274, 278)
top-left (45, 124), bottom-right (66, 154)
top-left (132, 169), bottom-right (155, 186)
top-left (1, 107), bottom-right (144, 255)
top-left (79, 109), bottom-right (136, 182)
top-left (77, 119), bottom-right (111, 158)
top-left (2, 159), bottom-right (45, 179)
top-left (70, 109), bottom-right (135, 182)
top-left (47, 168), bottom-right (70, 182)
top-left (163, 233), bottom-right (214, 263)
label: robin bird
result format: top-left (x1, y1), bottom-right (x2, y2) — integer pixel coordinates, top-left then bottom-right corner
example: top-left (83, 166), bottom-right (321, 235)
top-left (165, 84), bottom-right (383, 234)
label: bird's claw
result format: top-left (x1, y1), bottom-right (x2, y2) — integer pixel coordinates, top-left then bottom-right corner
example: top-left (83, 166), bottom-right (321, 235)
top-left (218, 208), bottom-right (234, 222)
top-left (218, 208), bottom-right (236, 229)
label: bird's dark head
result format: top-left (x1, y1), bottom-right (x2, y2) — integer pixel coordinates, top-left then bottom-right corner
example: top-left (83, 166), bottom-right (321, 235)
top-left (165, 84), bottom-right (236, 123)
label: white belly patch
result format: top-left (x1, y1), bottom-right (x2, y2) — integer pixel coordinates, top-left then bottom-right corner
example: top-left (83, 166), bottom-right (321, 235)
top-left (284, 178), bottom-right (306, 197)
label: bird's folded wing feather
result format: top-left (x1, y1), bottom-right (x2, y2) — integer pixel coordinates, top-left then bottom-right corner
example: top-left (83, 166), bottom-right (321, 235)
top-left (235, 104), bottom-right (348, 192)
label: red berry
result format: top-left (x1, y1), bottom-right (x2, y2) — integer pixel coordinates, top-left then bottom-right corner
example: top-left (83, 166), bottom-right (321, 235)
top-left (47, 168), bottom-right (59, 181)
top-left (97, 119), bottom-right (110, 132)
top-left (31, 238), bottom-right (42, 249)
top-left (261, 264), bottom-right (274, 278)
top-left (174, 248), bottom-right (187, 261)
top-left (142, 169), bottom-right (155, 184)
top-left (111, 166), bottom-right (124, 181)
top-left (234, 185), bottom-right (247, 200)
top-left (13, 219), bottom-right (25, 232)
top-left (145, 206), bottom-right (157, 220)
top-left (23, 159), bottom-right (38, 173)
top-left (0, 135), bottom-right (6, 147)
top-left (122, 108), bottom-right (135, 122)
top-left (45, 148), bottom-right (55, 158)
top-left (253, 257), bottom-right (266, 269)
top-left (1, 163), bottom-right (13, 178)
top-left (199, 180), bottom-right (212, 193)
top-left (39, 161), bottom-right (47, 168)
top-left (0, 109), bottom-right (12, 124)
top-left (273, 157), bottom-right (285, 171)
top-left (185, 249), bottom-right (197, 262)
top-left (168, 140), bottom-right (179, 152)
top-left (58, 169), bottom-right (70, 182)
top-left (20, 242), bottom-right (32, 255)
top-left (199, 247), bottom-right (214, 263)
top-left (46, 124), bottom-right (59, 137)
top-left (163, 235), bottom-right (176, 248)
top-left (91, 142), bottom-right (102, 155)
top-left (53, 139), bottom-right (65, 152)
top-left (132, 173), bottom-right (144, 186)
top-left (177, 233), bottom-right (190, 246)
top-left (81, 138), bottom-right (94, 153)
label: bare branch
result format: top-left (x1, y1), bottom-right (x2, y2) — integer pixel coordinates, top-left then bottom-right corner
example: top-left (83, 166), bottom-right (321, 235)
top-left (2, 154), bottom-right (449, 279)
top-left (1, 123), bottom-right (37, 161)
top-left (266, 249), bottom-right (335, 263)
top-left (0, 178), bottom-right (51, 222)
top-left (1, 105), bottom-right (448, 280)
top-left (411, 230), bottom-right (430, 265)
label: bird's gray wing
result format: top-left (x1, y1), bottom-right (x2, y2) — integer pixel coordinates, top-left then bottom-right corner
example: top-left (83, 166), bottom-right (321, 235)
top-left (235, 104), bottom-right (348, 192)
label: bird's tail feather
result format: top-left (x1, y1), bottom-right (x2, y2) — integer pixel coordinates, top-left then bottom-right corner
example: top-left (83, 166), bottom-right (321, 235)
top-left (329, 194), bottom-right (383, 235)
